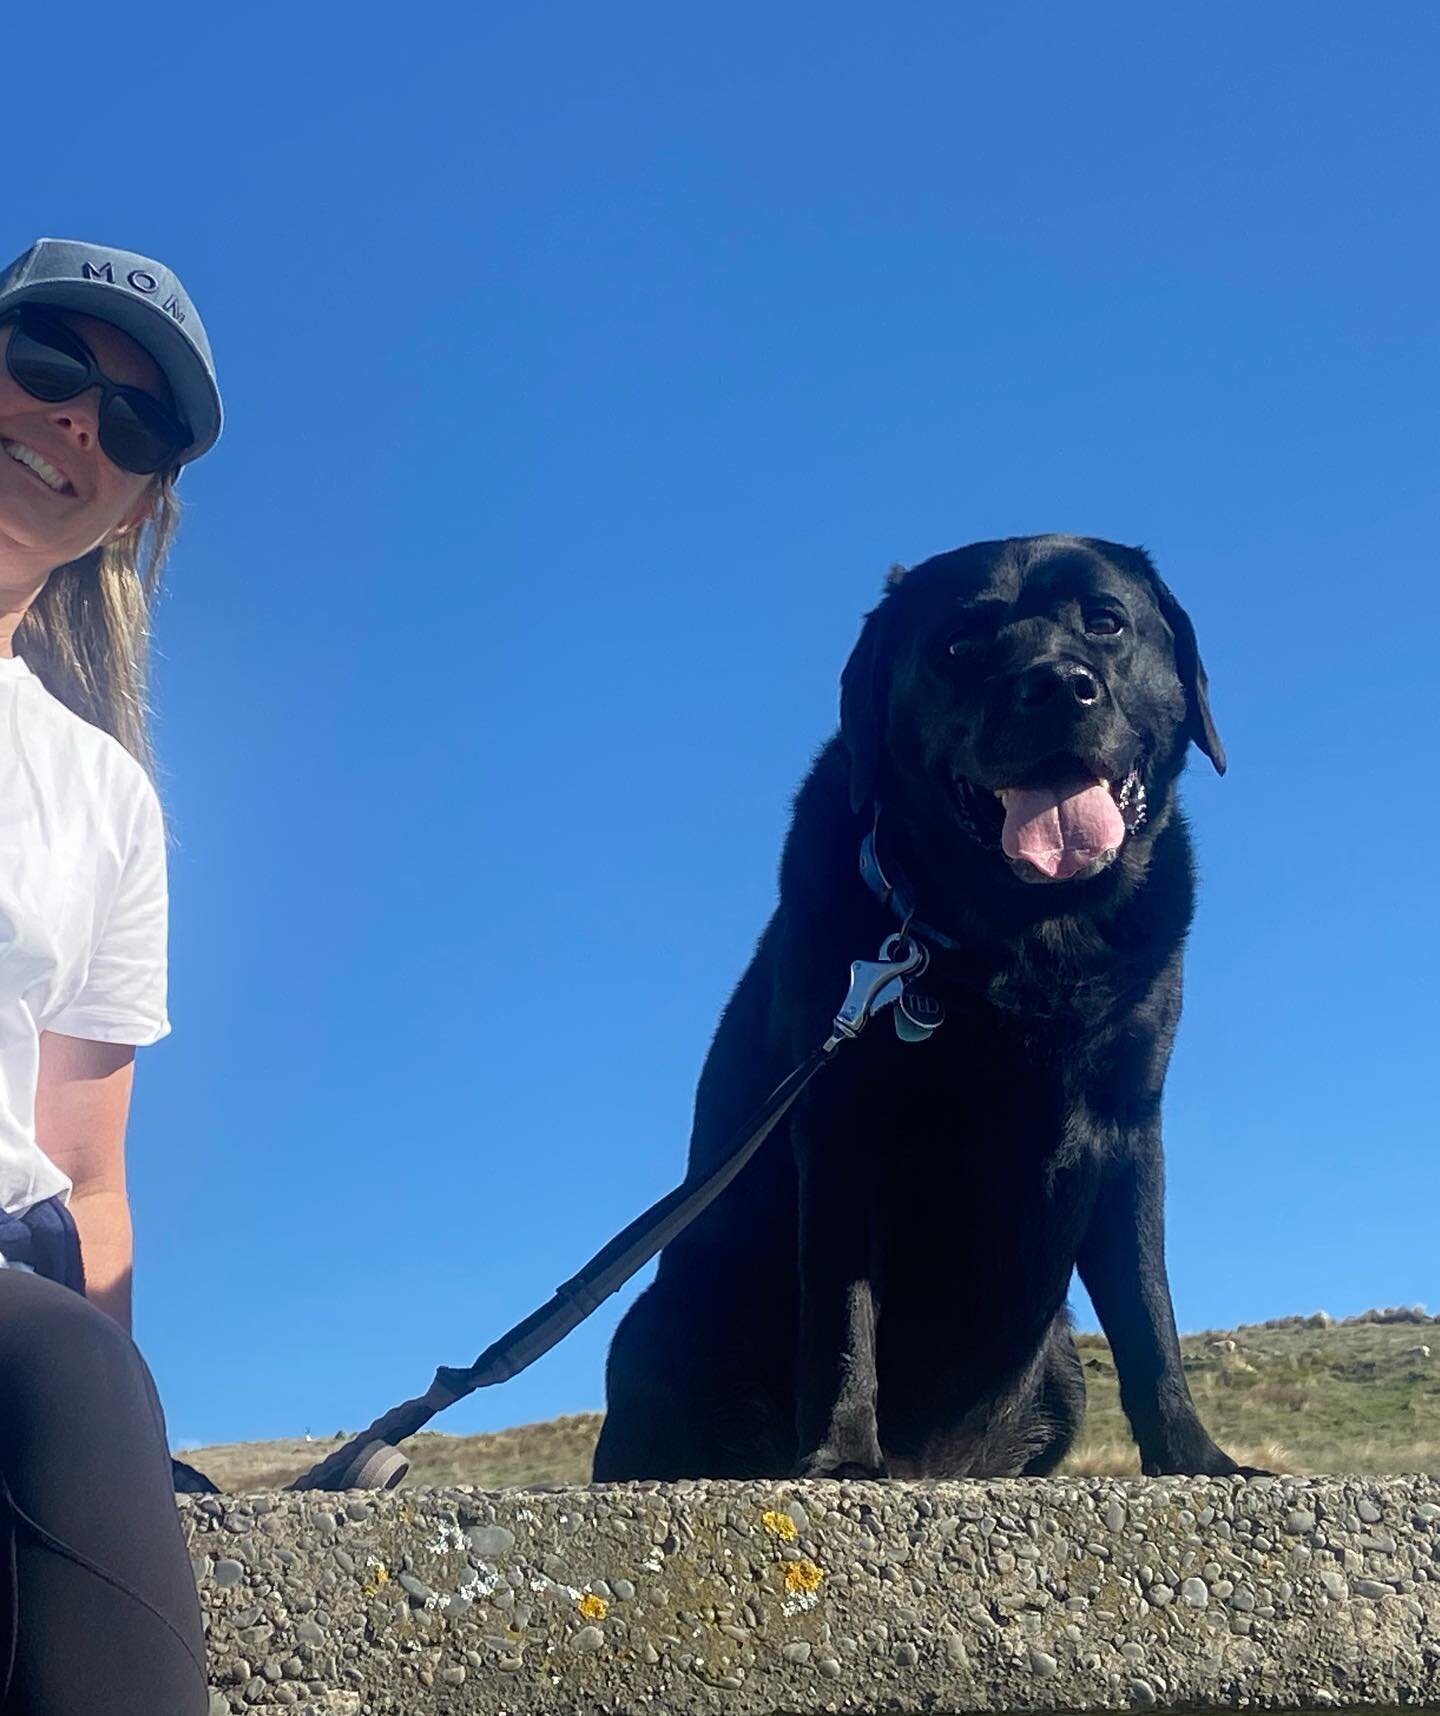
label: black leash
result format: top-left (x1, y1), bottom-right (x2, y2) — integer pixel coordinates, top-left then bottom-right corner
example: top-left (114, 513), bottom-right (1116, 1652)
top-left (284, 930), bottom-right (931, 1492)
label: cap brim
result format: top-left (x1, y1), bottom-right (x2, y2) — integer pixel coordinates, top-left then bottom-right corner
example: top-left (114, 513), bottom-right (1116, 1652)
top-left (0, 280), bottom-right (222, 465)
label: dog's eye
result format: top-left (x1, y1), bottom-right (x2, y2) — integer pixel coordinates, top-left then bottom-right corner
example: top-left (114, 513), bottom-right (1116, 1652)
top-left (1084, 608), bottom-right (1126, 637)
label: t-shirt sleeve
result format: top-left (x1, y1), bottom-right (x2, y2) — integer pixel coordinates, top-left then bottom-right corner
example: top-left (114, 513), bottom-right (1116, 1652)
top-left (47, 774), bottom-right (171, 1046)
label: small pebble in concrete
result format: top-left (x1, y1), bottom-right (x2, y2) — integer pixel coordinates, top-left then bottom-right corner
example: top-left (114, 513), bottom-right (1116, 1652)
top-left (941, 1632), bottom-right (969, 1668)
top-left (466, 1525), bottom-right (515, 1555)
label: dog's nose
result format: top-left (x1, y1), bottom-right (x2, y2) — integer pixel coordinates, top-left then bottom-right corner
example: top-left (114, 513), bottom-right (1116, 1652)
top-left (1014, 660), bottom-right (1103, 710)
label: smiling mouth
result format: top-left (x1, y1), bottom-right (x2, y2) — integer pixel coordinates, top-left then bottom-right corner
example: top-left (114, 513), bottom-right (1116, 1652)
top-left (0, 437), bottom-right (76, 496)
top-left (956, 763), bottom-right (1148, 883)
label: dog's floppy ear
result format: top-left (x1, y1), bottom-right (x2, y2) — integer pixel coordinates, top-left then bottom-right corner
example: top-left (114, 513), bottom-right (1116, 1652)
top-left (1133, 552), bottom-right (1226, 776)
top-left (839, 595), bottom-right (895, 814)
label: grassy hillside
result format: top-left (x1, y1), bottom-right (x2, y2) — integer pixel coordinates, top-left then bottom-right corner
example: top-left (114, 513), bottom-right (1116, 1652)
top-left (185, 1313), bottom-right (1438, 1492)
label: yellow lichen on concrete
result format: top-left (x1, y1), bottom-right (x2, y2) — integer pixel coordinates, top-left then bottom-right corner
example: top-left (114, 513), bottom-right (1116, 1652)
top-left (578, 1592), bottom-right (608, 1621)
top-left (761, 1509), bottom-right (798, 1541)
top-left (784, 1558), bottom-right (824, 1596)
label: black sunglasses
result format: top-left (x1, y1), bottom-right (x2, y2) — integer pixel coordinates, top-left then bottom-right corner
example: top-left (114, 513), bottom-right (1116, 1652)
top-left (1, 307), bottom-right (192, 476)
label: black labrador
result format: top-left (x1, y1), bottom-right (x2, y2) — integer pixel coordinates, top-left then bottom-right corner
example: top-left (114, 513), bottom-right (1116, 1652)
top-left (593, 535), bottom-right (1253, 1482)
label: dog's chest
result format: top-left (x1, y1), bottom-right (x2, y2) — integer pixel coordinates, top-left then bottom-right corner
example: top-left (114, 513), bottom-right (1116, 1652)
top-left (828, 993), bottom-right (1112, 1203)
top-left (873, 976), bottom-right (1108, 1107)
top-left (848, 1021), bottom-right (1102, 1289)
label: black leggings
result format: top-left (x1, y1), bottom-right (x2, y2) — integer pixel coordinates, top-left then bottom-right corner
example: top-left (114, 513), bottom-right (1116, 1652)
top-left (0, 1268), bottom-right (208, 1714)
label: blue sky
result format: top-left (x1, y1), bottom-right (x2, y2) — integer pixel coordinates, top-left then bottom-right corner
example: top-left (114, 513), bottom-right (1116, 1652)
top-left (7, 3), bottom-right (1437, 1451)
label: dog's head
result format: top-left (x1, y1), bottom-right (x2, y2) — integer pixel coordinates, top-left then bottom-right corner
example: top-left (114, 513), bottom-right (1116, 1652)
top-left (840, 535), bottom-right (1223, 888)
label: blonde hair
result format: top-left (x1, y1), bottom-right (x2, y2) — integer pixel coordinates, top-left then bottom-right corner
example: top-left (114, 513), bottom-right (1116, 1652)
top-left (14, 475), bottom-right (180, 774)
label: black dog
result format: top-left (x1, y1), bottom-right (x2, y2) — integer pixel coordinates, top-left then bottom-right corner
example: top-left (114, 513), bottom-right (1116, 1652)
top-left (593, 535), bottom-right (1252, 1482)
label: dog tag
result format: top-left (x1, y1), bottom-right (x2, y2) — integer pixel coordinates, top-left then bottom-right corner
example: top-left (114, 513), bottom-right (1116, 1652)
top-left (894, 986), bottom-right (945, 1042)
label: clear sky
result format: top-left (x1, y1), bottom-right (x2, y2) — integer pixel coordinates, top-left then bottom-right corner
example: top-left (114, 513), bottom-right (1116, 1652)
top-left (7, 2), bottom-right (1436, 1451)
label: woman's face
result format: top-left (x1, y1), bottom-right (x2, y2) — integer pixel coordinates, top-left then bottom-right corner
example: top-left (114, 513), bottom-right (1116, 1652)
top-left (0, 309), bottom-right (168, 578)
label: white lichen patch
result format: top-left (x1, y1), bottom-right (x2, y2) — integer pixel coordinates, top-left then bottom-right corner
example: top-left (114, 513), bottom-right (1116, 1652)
top-left (427, 1519), bottom-right (468, 1555)
top-left (463, 1562), bottom-right (500, 1599)
top-left (529, 1573), bottom-right (581, 1599)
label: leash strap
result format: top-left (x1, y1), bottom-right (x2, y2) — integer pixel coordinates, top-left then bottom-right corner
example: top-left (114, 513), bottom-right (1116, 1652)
top-left (288, 934), bottom-right (926, 1492)
top-left (287, 1047), bottom-right (832, 1490)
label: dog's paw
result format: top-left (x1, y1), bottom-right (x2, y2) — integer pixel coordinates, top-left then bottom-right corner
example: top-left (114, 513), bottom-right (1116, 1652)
top-left (1202, 1447), bottom-right (1280, 1480)
top-left (795, 1449), bottom-right (889, 1481)
top-left (1143, 1443), bottom-right (1277, 1480)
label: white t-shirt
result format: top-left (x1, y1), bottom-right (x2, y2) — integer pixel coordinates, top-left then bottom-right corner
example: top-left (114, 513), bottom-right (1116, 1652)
top-left (0, 652), bottom-right (169, 1233)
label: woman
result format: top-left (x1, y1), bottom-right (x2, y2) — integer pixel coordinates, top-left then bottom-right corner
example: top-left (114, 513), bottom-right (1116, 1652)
top-left (0, 239), bottom-right (221, 1714)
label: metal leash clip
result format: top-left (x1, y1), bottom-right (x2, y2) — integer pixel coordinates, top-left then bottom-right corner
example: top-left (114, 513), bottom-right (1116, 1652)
top-left (825, 931), bottom-right (928, 1050)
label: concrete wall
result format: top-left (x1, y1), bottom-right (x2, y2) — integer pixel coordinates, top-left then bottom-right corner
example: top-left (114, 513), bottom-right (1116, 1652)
top-left (188, 1472), bottom-right (1440, 1715)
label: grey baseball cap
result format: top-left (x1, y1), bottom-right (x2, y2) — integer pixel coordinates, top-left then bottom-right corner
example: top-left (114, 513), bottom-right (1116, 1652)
top-left (0, 237), bottom-right (222, 465)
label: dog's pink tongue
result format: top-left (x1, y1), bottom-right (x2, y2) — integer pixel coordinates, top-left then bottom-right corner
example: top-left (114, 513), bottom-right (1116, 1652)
top-left (1000, 780), bottom-right (1125, 879)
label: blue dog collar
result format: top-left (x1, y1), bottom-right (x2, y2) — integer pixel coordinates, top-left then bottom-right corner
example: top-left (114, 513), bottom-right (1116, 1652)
top-left (858, 809), bottom-right (963, 952)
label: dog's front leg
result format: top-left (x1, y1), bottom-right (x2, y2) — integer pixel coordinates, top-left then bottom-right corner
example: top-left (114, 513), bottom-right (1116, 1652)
top-left (792, 1125), bottom-right (886, 1479)
top-left (1077, 1136), bottom-right (1260, 1477)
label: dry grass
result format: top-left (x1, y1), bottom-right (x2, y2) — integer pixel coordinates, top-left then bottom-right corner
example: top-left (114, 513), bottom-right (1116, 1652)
top-left (1063, 1318), bottom-right (1439, 1477)
top-left (183, 1414), bottom-right (606, 1493)
top-left (1059, 1437), bottom-right (1297, 1478)
top-left (184, 1319), bottom-right (1439, 1492)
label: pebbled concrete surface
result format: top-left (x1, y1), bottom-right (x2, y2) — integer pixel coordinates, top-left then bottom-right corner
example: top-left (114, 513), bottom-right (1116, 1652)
top-left (187, 1473), bottom-right (1440, 1714)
